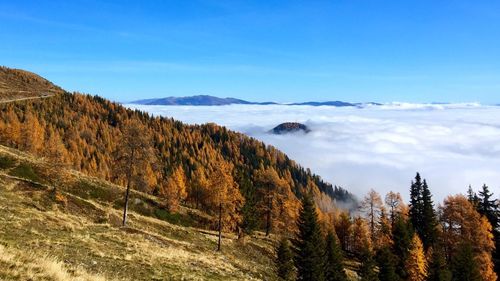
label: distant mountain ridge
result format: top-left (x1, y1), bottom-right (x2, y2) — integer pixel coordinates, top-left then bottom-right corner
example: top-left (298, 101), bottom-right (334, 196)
top-left (131, 95), bottom-right (365, 107)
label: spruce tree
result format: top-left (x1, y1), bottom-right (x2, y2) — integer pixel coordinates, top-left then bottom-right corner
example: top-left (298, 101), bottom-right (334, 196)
top-left (451, 242), bottom-right (481, 281)
top-left (392, 215), bottom-right (412, 280)
top-left (376, 246), bottom-right (399, 281)
top-left (294, 194), bottom-right (325, 281)
top-left (276, 237), bottom-right (295, 281)
top-left (427, 246), bottom-right (452, 281)
top-left (420, 180), bottom-right (438, 249)
top-left (409, 173), bottom-right (423, 235)
top-left (476, 184), bottom-right (500, 273)
top-left (324, 231), bottom-right (347, 281)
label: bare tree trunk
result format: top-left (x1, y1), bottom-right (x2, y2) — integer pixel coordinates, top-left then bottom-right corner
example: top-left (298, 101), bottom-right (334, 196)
top-left (122, 183), bottom-right (131, 226)
top-left (217, 202), bottom-right (222, 251)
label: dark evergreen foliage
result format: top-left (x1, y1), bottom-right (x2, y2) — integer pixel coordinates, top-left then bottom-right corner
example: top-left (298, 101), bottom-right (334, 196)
top-left (358, 248), bottom-right (379, 281)
top-left (375, 246), bottom-right (399, 281)
top-left (476, 184), bottom-right (500, 274)
top-left (427, 246), bottom-right (452, 281)
top-left (391, 215), bottom-right (412, 280)
top-left (450, 242), bottom-right (481, 281)
top-left (293, 194), bottom-right (325, 281)
top-left (420, 179), bottom-right (438, 249)
top-left (276, 238), bottom-right (295, 281)
top-left (324, 231), bottom-right (347, 281)
top-left (409, 173), bottom-right (423, 235)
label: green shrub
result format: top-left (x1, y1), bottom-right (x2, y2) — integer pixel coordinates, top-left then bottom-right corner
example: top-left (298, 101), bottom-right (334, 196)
top-left (0, 156), bottom-right (16, 170)
top-left (9, 163), bottom-right (42, 183)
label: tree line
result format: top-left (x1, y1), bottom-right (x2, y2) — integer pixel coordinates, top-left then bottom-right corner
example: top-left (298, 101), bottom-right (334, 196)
top-left (0, 92), bottom-right (353, 238)
top-left (275, 173), bottom-right (499, 281)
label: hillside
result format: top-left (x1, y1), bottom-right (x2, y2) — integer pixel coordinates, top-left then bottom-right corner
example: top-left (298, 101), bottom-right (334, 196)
top-left (0, 66), bottom-right (63, 102)
top-left (0, 145), bottom-right (281, 280)
top-left (271, 122), bottom-right (311, 134)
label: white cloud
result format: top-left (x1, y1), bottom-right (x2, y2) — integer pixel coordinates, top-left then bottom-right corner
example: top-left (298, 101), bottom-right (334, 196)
top-left (126, 103), bottom-right (500, 202)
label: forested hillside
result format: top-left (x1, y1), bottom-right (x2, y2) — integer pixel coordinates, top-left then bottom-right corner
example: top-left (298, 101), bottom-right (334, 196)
top-left (0, 66), bottom-right (63, 101)
top-left (0, 67), bottom-right (353, 237)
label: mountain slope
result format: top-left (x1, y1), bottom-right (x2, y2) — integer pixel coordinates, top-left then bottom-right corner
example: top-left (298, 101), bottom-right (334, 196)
top-left (0, 145), bottom-right (279, 280)
top-left (0, 66), bottom-right (63, 101)
top-left (0, 67), bottom-right (355, 232)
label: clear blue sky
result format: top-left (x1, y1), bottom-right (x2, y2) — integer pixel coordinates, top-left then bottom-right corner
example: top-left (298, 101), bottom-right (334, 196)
top-left (1, 0), bottom-right (499, 103)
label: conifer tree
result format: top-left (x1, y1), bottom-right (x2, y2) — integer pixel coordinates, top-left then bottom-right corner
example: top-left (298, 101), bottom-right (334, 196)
top-left (376, 246), bottom-right (398, 281)
top-left (476, 184), bottom-right (500, 273)
top-left (359, 247), bottom-right (379, 281)
top-left (294, 194), bottom-right (325, 281)
top-left (405, 234), bottom-right (427, 281)
top-left (360, 189), bottom-right (383, 243)
top-left (450, 242), bottom-right (481, 281)
top-left (324, 231), bottom-right (347, 281)
top-left (409, 173), bottom-right (423, 238)
top-left (276, 237), bottom-right (295, 281)
top-left (427, 246), bottom-right (452, 281)
top-left (420, 180), bottom-right (438, 249)
top-left (335, 212), bottom-right (352, 252)
top-left (392, 215), bottom-right (412, 280)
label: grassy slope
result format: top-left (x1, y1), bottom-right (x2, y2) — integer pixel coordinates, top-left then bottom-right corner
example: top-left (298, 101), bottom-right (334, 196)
top-left (0, 67), bottom-right (63, 101)
top-left (0, 145), bottom-right (278, 281)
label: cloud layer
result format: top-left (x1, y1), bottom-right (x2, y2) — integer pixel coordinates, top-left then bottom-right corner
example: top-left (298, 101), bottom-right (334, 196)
top-left (126, 103), bottom-right (500, 201)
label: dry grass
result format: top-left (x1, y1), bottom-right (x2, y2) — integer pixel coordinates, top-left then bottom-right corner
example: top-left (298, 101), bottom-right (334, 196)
top-left (0, 66), bottom-right (63, 101)
top-left (0, 145), bottom-right (278, 281)
top-left (0, 244), bottom-right (107, 281)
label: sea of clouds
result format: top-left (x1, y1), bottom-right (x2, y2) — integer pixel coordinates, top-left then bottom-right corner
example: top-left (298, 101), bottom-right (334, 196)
top-left (126, 103), bottom-right (500, 202)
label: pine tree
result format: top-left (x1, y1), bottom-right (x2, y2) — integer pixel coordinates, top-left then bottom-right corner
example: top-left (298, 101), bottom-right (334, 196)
top-left (276, 238), bottom-right (295, 281)
top-left (376, 246), bottom-right (398, 281)
top-left (451, 242), bottom-right (481, 281)
top-left (294, 194), bottom-right (325, 281)
top-left (405, 234), bottom-right (427, 281)
top-left (420, 180), bottom-right (438, 249)
top-left (324, 231), bottom-right (347, 281)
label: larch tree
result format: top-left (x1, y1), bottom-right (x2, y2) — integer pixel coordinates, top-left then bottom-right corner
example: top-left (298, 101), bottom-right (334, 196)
top-left (324, 230), bottom-right (347, 281)
top-left (188, 167), bottom-right (209, 209)
top-left (335, 212), bottom-right (352, 252)
top-left (385, 191), bottom-right (404, 227)
top-left (113, 119), bottom-right (156, 227)
top-left (254, 166), bottom-right (287, 236)
top-left (161, 165), bottom-right (188, 212)
top-left (359, 189), bottom-right (383, 243)
top-left (439, 195), bottom-right (497, 281)
top-left (293, 194), bottom-right (325, 281)
top-left (21, 112), bottom-right (44, 154)
top-left (405, 234), bottom-right (427, 281)
top-left (207, 160), bottom-right (244, 251)
top-left (275, 237), bottom-right (295, 281)
top-left (351, 216), bottom-right (372, 259)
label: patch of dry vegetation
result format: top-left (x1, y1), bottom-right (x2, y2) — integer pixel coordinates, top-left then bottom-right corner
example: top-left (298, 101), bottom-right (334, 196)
top-left (0, 66), bottom-right (63, 101)
top-left (0, 145), bottom-right (277, 281)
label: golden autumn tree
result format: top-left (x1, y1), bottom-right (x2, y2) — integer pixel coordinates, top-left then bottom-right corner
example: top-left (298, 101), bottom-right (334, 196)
top-left (385, 191), bottom-right (405, 226)
top-left (160, 165), bottom-right (187, 212)
top-left (360, 189), bottom-right (383, 242)
top-left (206, 160), bottom-right (244, 251)
top-left (350, 216), bottom-right (372, 258)
top-left (20, 112), bottom-right (44, 154)
top-left (439, 194), bottom-right (497, 281)
top-left (113, 119), bottom-right (157, 227)
top-left (335, 211), bottom-right (352, 252)
top-left (405, 234), bottom-right (427, 281)
top-left (254, 166), bottom-right (288, 236)
top-left (188, 167), bottom-right (209, 209)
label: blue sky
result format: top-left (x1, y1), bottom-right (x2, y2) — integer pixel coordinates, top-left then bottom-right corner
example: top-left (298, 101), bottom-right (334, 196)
top-left (1, 0), bottom-right (499, 103)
